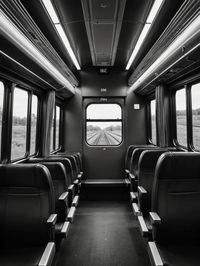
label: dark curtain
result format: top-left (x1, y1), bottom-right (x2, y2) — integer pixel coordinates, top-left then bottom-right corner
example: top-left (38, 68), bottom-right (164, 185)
top-left (42, 90), bottom-right (55, 157)
top-left (156, 84), bottom-right (168, 147)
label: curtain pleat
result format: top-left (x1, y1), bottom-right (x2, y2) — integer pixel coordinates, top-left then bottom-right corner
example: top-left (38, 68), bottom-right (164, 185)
top-left (42, 90), bottom-right (55, 157)
top-left (156, 85), bottom-right (168, 147)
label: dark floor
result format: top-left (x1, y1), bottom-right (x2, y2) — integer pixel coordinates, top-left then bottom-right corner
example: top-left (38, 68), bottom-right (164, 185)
top-left (54, 201), bottom-right (151, 266)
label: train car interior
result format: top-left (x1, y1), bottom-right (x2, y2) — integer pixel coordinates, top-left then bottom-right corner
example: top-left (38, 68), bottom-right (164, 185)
top-left (1, 0), bottom-right (200, 265)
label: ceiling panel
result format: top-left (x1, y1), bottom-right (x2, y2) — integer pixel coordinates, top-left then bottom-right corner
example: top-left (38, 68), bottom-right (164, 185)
top-left (91, 0), bottom-right (117, 20)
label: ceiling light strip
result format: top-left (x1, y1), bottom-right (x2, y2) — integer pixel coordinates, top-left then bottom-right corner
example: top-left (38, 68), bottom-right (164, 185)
top-left (41, 0), bottom-right (81, 70)
top-left (126, 0), bottom-right (164, 70)
top-left (0, 10), bottom-right (75, 94)
top-left (130, 13), bottom-right (200, 91)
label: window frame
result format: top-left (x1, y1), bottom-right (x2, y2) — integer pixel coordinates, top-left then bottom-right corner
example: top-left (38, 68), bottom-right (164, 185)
top-left (173, 86), bottom-right (189, 150)
top-left (29, 93), bottom-right (39, 155)
top-left (50, 103), bottom-right (62, 153)
top-left (0, 81), bottom-right (5, 161)
top-left (189, 82), bottom-right (200, 151)
top-left (148, 99), bottom-right (157, 145)
top-left (85, 102), bottom-right (123, 147)
top-left (10, 86), bottom-right (40, 162)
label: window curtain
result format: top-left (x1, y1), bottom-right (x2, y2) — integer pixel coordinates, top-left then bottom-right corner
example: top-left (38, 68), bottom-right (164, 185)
top-left (156, 84), bottom-right (168, 147)
top-left (42, 90), bottom-right (55, 157)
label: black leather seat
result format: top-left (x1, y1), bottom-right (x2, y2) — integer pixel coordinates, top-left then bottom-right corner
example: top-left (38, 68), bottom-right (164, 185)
top-left (129, 147), bottom-right (157, 193)
top-left (125, 145), bottom-right (155, 178)
top-left (147, 152), bottom-right (200, 266)
top-left (132, 150), bottom-right (168, 237)
top-left (0, 164), bottom-right (56, 266)
top-left (56, 152), bottom-right (83, 177)
top-left (50, 155), bottom-right (82, 190)
top-left (28, 158), bottom-right (79, 222)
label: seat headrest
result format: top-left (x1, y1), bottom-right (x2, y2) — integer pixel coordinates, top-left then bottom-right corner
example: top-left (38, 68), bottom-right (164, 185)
top-left (0, 164), bottom-right (52, 189)
top-left (40, 162), bottom-right (67, 180)
top-left (139, 149), bottom-right (168, 170)
top-left (155, 152), bottom-right (200, 179)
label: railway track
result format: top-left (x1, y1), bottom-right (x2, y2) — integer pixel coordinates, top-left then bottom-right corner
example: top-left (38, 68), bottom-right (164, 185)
top-left (87, 130), bottom-right (122, 145)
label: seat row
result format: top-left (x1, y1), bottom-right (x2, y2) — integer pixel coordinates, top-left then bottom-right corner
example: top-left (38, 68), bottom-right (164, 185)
top-left (126, 146), bottom-right (200, 265)
top-left (0, 152), bottom-right (82, 266)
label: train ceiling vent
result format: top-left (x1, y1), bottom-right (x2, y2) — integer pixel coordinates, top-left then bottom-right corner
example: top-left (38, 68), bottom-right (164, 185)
top-left (81, 0), bottom-right (126, 66)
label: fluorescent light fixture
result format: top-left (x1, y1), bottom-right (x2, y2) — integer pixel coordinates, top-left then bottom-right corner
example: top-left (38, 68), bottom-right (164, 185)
top-left (42, 0), bottom-right (59, 24)
top-left (130, 13), bottom-right (200, 91)
top-left (41, 0), bottom-right (81, 70)
top-left (126, 0), bottom-right (164, 70)
top-left (0, 10), bottom-right (75, 94)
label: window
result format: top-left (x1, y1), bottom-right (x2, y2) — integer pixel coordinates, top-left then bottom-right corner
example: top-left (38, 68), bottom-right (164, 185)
top-left (50, 105), bottom-right (61, 151)
top-left (150, 100), bottom-right (156, 144)
top-left (55, 106), bottom-right (60, 149)
top-left (30, 95), bottom-right (38, 155)
top-left (86, 103), bottom-right (122, 146)
top-left (175, 88), bottom-right (187, 147)
top-left (11, 87), bottom-right (28, 160)
top-left (191, 83), bottom-right (200, 150)
top-left (0, 82), bottom-right (4, 160)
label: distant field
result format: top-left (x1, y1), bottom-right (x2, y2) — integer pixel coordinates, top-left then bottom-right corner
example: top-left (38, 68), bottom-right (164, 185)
top-left (177, 115), bottom-right (200, 149)
top-left (11, 125), bottom-right (36, 159)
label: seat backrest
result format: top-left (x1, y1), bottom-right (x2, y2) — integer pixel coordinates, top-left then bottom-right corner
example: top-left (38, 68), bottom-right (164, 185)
top-left (125, 145), bottom-right (155, 171)
top-left (56, 152), bottom-right (82, 173)
top-left (29, 157), bottom-right (74, 184)
top-left (130, 147), bottom-right (156, 176)
top-left (0, 164), bottom-right (54, 248)
top-left (152, 152), bottom-right (200, 244)
top-left (138, 149), bottom-right (168, 217)
top-left (51, 155), bottom-right (78, 181)
top-left (41, 162), bottom-right (69, 222)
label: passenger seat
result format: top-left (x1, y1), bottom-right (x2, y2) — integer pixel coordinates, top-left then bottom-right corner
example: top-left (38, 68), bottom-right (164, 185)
top-left (0, 164), bottom-right (56, 266)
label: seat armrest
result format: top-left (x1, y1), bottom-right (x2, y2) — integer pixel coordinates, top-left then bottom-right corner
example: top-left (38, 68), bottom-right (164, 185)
top-left (138, 215), bottom-right (149, 238)
top-left (59, 191), bottom-right (69, 205)
top-left (73, 179), bottom-right (79, 185)
top-left (129, 173), bottom-right (135, 180)
top-left (68, 184), bottom-right (75, 190)
top-left (68, 184), bottom-right (75, 197)
top-left (150, 212), bottom-right (161, 225)
top-left (47, 214), bottom-right (57, 226)
top-left (138, 186), bottom-right (147, 194)
top-left (130, 192), bottom-right (138, 203)
top-left (132, 203), bottom-right (141, 216)
top-left (125, 169), bottom-right (130, 174)
top-left (60, 221), bottom-right (70, 238)
top-left (148, 242), bottom-right (163, 266)
top-left (77, 173), bottom-right (82, 179)
top-left (125, 178), bottom-right (131, 186)
top-left (38, 242), bottom-right (55, 266)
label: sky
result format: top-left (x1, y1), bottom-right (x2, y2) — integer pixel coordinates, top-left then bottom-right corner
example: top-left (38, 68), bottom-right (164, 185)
top-left (87, 103), bottom-right (121, 120)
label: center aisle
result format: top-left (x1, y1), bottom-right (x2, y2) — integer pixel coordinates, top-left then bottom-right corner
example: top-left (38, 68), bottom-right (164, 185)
top-left (54, 201), bottom-right (151, 266)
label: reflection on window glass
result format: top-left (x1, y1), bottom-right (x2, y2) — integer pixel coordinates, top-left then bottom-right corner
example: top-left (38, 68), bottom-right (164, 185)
top-left (150, 100), bottom-right (156, 144)
top-left (86, 103), bottom-right (122, 146)
top-left (30, 95), bottom-right (38, 155)
top-left (11, 88), bottom-right (28, 160)
top-left (50, 108), bottom-right (54, 152)
top-left (191, 84), bottom-right (200, 150)
top-left (55, 106), bottom-right (60, 149)
top-left (87, 104), bottom-right (122, 119)
top-left (176, 89), bottom-right (187, 147)
top-left (0, 82), bottom-right (4, 160)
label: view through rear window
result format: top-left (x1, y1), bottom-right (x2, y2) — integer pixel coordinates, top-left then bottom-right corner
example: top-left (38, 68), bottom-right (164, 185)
top-left (86, 103), bottom-right (122, 146)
